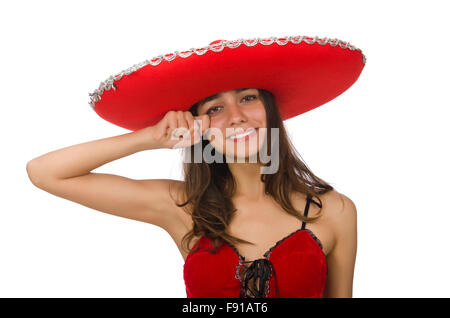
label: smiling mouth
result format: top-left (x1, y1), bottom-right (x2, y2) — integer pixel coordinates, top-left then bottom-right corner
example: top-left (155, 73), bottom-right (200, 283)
top-left (227, 128), bottom-right (258, 142)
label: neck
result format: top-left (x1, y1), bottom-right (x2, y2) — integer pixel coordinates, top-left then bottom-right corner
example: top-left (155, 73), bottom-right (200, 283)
top-left (227, 161), bottom-right (266, 201)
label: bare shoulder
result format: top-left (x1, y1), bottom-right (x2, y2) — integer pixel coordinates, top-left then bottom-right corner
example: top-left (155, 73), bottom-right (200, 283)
top-left (315, 190), bottom-right (357, 225)
top-left (316, 190), bottom-right (357, 251)
top-left (315, 190), bottom-right (356, 216)
top-left (315, 190), bottom-right (357, 297)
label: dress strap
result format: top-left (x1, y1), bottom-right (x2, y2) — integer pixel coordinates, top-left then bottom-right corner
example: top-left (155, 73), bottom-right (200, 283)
top-left (301, 195), bottom-right (312, 230)
top-left (301, 194), bottom-right (322, 230)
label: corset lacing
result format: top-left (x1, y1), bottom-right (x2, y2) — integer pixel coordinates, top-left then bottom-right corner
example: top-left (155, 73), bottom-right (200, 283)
top-left (236, 257), bottom-right (279, 298)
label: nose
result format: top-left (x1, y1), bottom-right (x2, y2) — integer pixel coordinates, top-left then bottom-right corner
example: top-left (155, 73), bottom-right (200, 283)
top-left (227, 103), bottom-right (247, 126)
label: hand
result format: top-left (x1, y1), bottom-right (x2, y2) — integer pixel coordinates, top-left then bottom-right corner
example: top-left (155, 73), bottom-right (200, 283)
top-left (146, 111), bottom-right (210, 149)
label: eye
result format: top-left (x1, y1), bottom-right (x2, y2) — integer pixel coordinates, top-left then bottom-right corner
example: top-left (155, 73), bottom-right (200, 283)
top-left (206, 106), bottom-right (222, 115)
top-left (206, 95), bottom-right (257, 115)
top-left (242, 94), bottom-right (257, 102)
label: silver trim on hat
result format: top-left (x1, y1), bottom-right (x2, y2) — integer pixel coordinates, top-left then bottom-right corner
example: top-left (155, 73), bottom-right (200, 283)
top-left (88, 35), bottom-right (366, 110)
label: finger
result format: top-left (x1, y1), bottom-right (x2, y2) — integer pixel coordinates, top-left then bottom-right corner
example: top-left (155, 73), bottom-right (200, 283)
top-left (177, 111), bottom-right (189, 129)
top-left (184, 111), bottom-right (195, 131)
top-left (171, 111), bottom-right (189, 141)
top-left (184, 112), bottom-right (200, 145)
top-left (167, 111), bottom-right (178, 136)
top-left (200, 114), bottom-right (210, 135)
top-left (194, 114), bottom-right (205, 134)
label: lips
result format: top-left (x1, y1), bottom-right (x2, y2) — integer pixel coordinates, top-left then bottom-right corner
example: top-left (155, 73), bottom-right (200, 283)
top-left (227, 128), bottom-right (257, 140)
top-left (228, 128), bottom-right (258, 142)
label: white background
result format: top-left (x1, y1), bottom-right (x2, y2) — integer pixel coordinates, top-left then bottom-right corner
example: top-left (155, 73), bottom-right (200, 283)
top-left (1, 0), bottom-right (449, 297)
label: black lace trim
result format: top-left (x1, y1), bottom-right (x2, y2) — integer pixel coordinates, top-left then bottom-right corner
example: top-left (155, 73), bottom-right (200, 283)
top-left (227, 227), bottom-right (324, 261)
top-left (303, 228), bottom-right (324, 251)
top-left (228, 195), bottom-right (323, 259)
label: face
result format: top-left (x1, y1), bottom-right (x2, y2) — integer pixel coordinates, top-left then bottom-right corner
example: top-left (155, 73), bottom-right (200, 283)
top-left (196, 88), bottom-right (267, 162)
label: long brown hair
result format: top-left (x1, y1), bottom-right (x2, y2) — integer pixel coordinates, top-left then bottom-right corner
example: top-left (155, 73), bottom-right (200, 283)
top-left (175, 88), bottom-right (334, 255)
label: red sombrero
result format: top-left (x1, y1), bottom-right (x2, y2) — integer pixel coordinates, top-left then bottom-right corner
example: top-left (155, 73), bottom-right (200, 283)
top-left (89, 35), bottom-right (366, 131)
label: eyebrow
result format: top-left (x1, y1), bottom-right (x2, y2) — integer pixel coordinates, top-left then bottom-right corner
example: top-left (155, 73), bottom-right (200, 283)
top-left (200, 88), bottom-right (251, 105)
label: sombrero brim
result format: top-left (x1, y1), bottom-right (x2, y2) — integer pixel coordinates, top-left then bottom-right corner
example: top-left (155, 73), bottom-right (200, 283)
top-left (89, 35), bottom-right (366, 131)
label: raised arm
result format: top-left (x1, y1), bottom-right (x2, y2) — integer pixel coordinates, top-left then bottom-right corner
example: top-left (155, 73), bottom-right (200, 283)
top-left (26, 111), bottom-right (210, 231)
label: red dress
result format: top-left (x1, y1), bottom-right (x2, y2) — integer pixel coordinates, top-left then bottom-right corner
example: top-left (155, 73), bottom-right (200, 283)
top-left (183, 195), bottom-right (328, 298)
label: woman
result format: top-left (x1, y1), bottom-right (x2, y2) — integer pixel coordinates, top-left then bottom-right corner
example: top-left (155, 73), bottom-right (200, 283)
top-left (26, 36), bottom-right (363, 298)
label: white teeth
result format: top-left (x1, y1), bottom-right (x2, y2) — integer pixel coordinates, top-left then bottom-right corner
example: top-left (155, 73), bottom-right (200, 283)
top-left (229, 128), bottom-right (256, 140)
